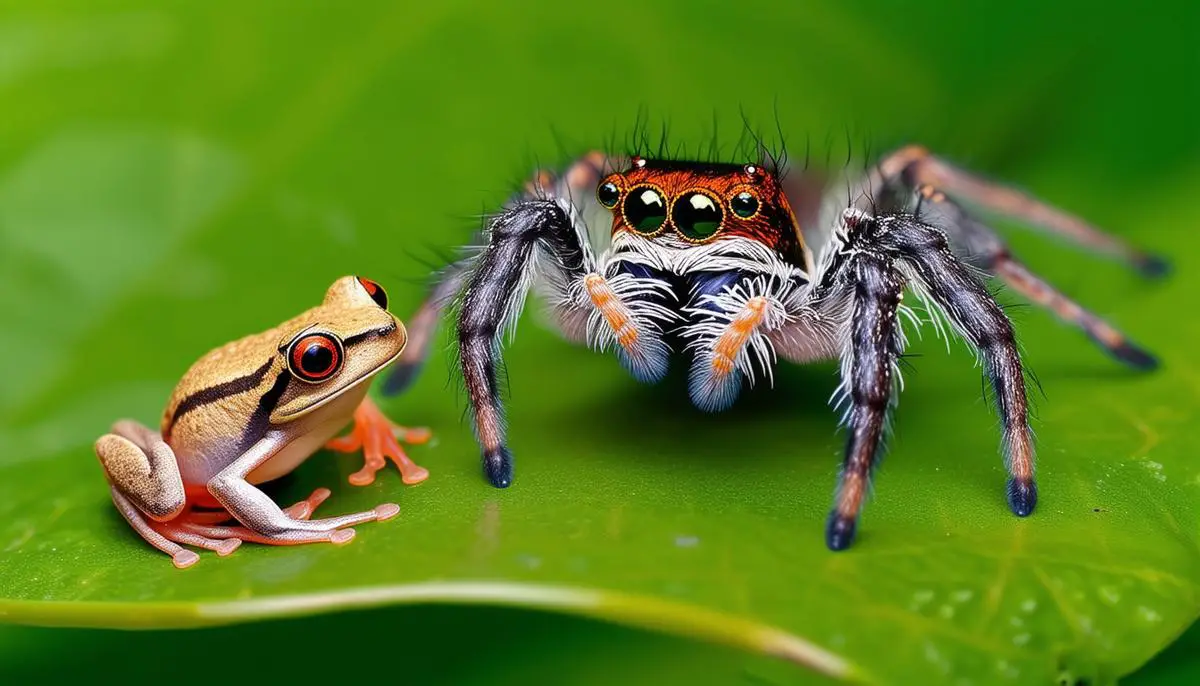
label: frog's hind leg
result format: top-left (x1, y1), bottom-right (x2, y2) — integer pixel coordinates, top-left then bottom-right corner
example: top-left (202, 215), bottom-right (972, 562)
top-left (150, 519), bottom-right (242, 558)
top-left (182, 488), bottom-right (331, 524)
top-left (95, 422), bottom-right (186, 521)
top-left (181, 508), bottom-right (236, 525)
top-left (108, 487), bottom-right (201, 569)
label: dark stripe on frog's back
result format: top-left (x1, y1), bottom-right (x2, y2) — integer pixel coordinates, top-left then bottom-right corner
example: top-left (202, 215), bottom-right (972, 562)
top-left (232, 367), bottom-right (292, 456)
top-left (163, 358), bottom-right (274, 440)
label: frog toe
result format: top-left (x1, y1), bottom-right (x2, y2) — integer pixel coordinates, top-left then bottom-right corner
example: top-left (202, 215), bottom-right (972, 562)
top-left (374, 503), bottom-right (401, 520)
top-left (172, 550), bottom-right (200, 569)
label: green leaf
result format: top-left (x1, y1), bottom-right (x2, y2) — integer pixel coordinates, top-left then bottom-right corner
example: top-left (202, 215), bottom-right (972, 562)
top-left (1, 1), bottom-right (1198, 684)
top-left (0, 605), bottom-right (826, 685)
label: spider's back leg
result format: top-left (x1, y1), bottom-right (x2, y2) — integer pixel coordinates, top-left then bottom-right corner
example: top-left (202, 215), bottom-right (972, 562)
top-left (913, 183), bottom-right (1158, 369)
top-left (876, 145), bottom-right (1168, 276)
top-left (859, 146), bottom-right (1162, 370)
top-left (382, 265), bottom-right (468, 394)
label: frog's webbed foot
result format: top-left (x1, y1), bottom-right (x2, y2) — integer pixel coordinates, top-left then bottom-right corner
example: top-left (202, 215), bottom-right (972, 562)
top-left (325, 396), bottom-right (431, 486)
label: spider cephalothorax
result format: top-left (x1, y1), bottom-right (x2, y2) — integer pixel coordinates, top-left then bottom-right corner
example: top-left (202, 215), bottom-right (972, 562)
top-left (385, 144), bottom-right (1164, 551)
top-left (598, 157), bottom-right (809, 268)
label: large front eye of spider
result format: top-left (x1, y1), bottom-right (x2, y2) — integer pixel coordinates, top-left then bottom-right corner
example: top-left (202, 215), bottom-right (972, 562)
top-left (672, 191), bottom-right (724, 241)
top-left (623, 186), bottom-right (668, 234)
top-left (356, 276), bottom-right (388, 309)
top-left (287, 332), bottom-right (344, 383)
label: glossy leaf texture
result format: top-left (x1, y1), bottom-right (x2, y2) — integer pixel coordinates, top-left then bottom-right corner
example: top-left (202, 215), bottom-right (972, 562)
top-left (1, 1), bottom-right (1197, 684)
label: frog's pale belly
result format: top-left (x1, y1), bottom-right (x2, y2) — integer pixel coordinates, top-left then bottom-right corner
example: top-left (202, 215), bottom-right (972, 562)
top-left (176, 384), bottom-right (370, 505)
top-left (248, 385), bottom-right (369, 484)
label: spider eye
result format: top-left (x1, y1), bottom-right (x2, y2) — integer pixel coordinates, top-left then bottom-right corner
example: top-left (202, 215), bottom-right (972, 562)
top-left (597, 181), bottom-right (621, 209)
top-left (672, 192), bottom-right (724, 241)
top-left (623, 186), bottom-right (667, 234)
top-left (730, 191), bottom-right (760, 219)
top-left (356, 276), bottom-right (388, 309)
top-left (287, 332), bottom-right (344, 383)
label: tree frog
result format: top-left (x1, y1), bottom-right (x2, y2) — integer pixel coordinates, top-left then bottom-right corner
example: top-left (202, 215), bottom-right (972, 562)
top-left (94, 276), bottom-right (432, 568)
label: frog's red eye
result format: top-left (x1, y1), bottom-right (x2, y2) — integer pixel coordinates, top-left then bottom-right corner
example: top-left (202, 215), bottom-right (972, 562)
top-left (287, 332), bottom-right (344, 383)
top-left (356, 276), bottom-right (388, 309)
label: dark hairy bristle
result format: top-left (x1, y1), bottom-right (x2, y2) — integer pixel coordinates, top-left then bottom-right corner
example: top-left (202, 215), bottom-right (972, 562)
top-left (618, 110), bottom-right (789, 177)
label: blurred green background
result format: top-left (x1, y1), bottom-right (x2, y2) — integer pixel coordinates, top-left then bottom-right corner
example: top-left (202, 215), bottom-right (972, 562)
top-left (1, 0), bottom-right (1198, 684)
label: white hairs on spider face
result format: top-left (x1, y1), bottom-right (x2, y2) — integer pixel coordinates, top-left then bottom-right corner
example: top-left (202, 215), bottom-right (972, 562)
top-left (610, 232), bottom-right (809, 283)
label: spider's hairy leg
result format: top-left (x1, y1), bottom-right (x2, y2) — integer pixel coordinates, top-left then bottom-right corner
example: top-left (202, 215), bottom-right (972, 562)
top-left (826, 253), bottom-right (905, 551)
top-left (877, 145), bottom-right (1167, 277)
top-left (526, 150), bottom-right (614, 199)
top-left (523, 150), bottom-right (676, 378)
top-left (384, 150), bottom-right (615, 396)
top-left (458, 200), bottom-right (587, 488)
top-left (870, 211), bottom-right (1037, 519)
top-left (916, 185), bottom-right (1157, 369)
top-left (382, 262), bottom-right (470, 394)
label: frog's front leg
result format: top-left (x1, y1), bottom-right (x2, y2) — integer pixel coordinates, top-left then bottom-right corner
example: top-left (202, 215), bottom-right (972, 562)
top-left (325, 396), bottom-right (431, 486)
top-left (207, 431), bottom-right (400, 544)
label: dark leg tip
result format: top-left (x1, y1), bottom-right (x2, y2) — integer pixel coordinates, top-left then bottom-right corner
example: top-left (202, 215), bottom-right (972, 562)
top-left (381, 363), bottom-right (420, 396)
top-left (1136, 254), bottom-right (1170, 279)
top-left (1109, 339), bottom-right (1160, 372)
top-left (483, 447), bottom-right (513, 488)
top-left (824, 512), bottom-right (858, 552)
top-left (1007, 477), bottom-right (1037, 517)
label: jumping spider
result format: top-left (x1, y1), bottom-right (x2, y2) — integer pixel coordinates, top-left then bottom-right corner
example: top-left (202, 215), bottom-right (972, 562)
top-left (386, 144), bottom-right (1164, 550)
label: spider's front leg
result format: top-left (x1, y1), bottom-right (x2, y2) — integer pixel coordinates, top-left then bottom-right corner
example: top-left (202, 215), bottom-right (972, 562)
top-left (910, 185), bottom-right (1156, 368)
top-left (826, 251), bottom-right (906, 550)
top-left (457, 199), bottom-right (670, 487)
top-left (825, 210), bottom-right (1036, 551)
top-left (383, 151), bottom-right (616, 396)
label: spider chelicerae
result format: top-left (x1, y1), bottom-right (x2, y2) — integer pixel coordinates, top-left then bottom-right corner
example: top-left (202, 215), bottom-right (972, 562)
top-left (385, 141), bottom-right (1164, 550)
